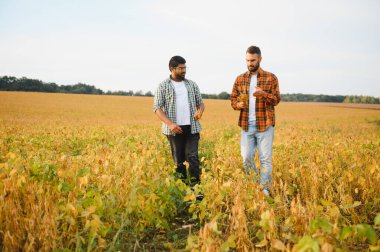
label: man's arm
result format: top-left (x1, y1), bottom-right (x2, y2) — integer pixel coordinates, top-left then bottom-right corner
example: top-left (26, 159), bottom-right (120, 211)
top-left (197, 103), bottom-right (205, 113)
top-left (230, 77), bottom-right (246, 110)
top-left (254, 75), bottom-right (280, 106)
top-left (195, 102), bottom-right (205, 120)
top-left (153, 83), bottom-right (183, 134)
top-left (194, 83), bottom-right (205, 119)
top-left (154, 108), bottom-right (183, 134)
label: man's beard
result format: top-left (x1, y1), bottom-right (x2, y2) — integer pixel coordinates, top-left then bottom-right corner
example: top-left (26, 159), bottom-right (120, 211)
top-left (248, 63), bottom-right (260, 73)
top-left (171, 73), bottom-right (185, 81)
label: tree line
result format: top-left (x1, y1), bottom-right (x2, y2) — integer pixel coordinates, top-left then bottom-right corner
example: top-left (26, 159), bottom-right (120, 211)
top-left (1, 76), bottom-right (379, 104)
top-left (0, 76), bottom-right (152, 97)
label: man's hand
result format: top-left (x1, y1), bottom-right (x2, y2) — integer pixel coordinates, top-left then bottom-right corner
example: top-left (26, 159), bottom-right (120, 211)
top-left (169, 123), bottom-right (183, 134)
top-left (194, 110), bottom-right (202, 120)
top-left (195, 103), bottom-right (205, 120)
top-left (155, 109), bottom-right (183, 134)
top-left (253, 87), bottom-right (266, 98)
top-left (236, 101), bottom-right (247, 109)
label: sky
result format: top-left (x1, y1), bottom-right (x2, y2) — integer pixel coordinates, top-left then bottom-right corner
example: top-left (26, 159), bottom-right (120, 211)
top-left (0, 0), bottom-right (379, 96)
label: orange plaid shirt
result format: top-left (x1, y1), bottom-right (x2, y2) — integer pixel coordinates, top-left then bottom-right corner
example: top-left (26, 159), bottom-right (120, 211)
top-left (230, 68), bottom-right (281, 132)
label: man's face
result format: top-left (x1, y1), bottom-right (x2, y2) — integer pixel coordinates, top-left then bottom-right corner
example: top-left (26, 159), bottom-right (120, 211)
top-left (246, 53), bottom-right (262, 73)
top-left (171, 64), bottom-right (186, 80)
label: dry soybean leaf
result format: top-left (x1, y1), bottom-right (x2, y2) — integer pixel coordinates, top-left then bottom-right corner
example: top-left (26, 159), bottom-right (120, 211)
top-left (271, 239), bottom-right (286, 251)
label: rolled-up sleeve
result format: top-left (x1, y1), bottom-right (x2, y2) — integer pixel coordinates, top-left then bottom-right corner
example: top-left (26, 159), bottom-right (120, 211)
top-left (263, 75), bottom-right (281, 106)
top-left (194, 83), bottom-right (203, 106)
top-left (153, 84), bottom-right (164, 113)
top-left (230, 77), bottom-right (240, 110)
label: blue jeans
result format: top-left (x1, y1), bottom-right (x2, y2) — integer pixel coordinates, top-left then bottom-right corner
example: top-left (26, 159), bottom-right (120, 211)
top-left (241, 123), bottom-right (274, 189)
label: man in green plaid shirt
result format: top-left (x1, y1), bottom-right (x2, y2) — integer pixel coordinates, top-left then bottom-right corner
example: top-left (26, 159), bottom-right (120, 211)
top-left (153, 56), bottom-right (205, 185)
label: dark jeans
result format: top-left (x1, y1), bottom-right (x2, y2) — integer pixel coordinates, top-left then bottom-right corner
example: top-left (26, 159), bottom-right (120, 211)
top-left (167, 125), bottom-right (200, 185)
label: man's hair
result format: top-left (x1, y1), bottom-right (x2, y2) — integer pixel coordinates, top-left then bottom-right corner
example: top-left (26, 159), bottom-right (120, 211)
top-left (246, 46), bottom-right (261, 55)
top-left (169, 56), bottom-right (186, 70)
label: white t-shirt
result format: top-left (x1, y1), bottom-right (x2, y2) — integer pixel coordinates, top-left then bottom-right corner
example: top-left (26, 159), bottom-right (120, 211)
top-left (172, 80), bottom-right (191, 125)
top-left (248, 75), bottom-right (257, 123)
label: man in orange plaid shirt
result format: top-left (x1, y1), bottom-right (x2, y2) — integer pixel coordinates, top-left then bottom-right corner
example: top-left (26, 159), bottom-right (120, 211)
top-left (230, 45), bottom-right (281, 196)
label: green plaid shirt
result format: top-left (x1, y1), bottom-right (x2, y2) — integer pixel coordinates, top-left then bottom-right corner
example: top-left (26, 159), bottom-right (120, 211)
top-left (153, 77), bottom-right (203, 136)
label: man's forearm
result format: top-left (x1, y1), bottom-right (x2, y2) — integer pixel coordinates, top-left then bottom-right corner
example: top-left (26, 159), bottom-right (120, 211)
top-left (155, 108), bottom-right (173, 126)
top-left (230, 85), bottom-right (240, 110)
top-left (197, 103), bottom-right (205, 112)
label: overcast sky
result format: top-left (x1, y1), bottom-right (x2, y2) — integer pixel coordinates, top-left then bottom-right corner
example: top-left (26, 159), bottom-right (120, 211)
top-left (1, 0), bottom-right (379, 96)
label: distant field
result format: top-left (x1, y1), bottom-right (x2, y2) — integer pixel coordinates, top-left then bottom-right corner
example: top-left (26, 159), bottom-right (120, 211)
top-left (303, 102), bottom-right (380, 110)
top-left (1, 91), bottom-right (379, 251)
